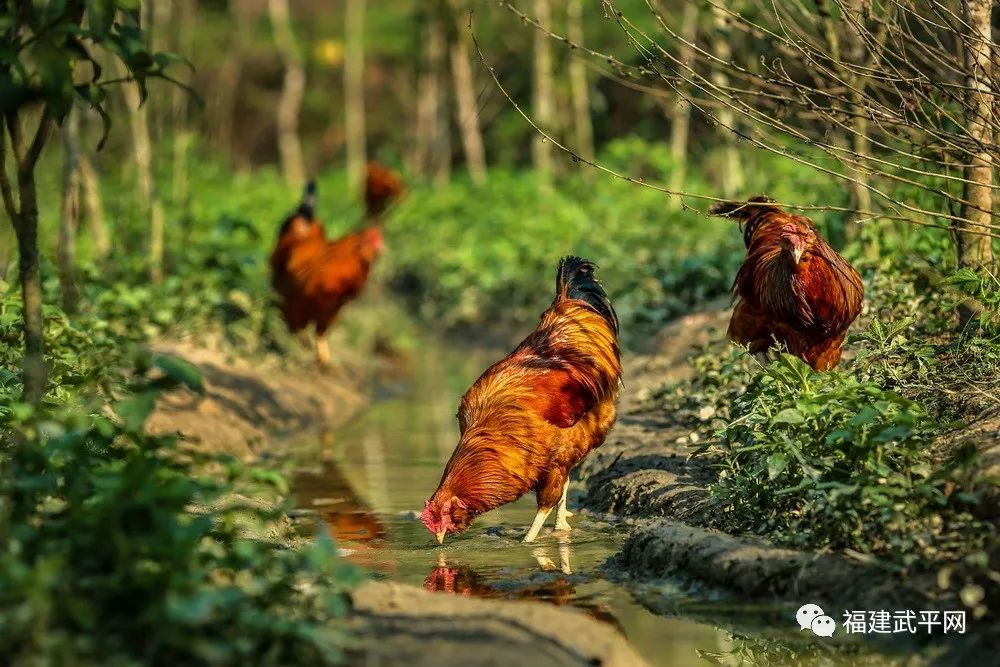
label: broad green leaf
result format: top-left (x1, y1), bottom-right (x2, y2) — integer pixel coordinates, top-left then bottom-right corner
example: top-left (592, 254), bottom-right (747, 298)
top-left (766, 452), bottom-right (788, 480)
top-left (154, 354), bottom-right (205, 393)
top-left (772, 408), bottom-right (804, 425)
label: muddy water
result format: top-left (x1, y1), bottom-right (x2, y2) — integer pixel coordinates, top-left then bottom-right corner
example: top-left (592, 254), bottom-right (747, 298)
top-left (290, 340), bottom-right (912, 667)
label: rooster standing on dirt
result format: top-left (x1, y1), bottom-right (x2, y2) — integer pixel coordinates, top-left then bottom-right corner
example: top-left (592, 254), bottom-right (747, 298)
top-left (710, 196), bottom-right (864, 370)
top-left (270, 163), bottom-right (404, 366)
top-left (421, 257), bottom-right (621, 544)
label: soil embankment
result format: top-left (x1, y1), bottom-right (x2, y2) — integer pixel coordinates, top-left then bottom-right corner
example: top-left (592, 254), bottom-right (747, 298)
top-left (350, 581), bottom-right (647, 667)
top-left (146, 340), bottom-right (368, 457)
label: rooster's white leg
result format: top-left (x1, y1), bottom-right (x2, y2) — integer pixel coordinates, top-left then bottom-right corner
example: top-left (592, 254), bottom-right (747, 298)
top-left (532, 547), bottom-right (557, 571)
top-left (316, 335), bottom-right (332, 366)
top-left (555, 480), bottom-right (573, 531)
top-left (558, 541), bottom-right (572, 574)
top-left (523, 507), bottom-right (553, 543)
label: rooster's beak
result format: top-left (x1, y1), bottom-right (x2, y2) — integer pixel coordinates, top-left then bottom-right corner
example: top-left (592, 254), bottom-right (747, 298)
top-left (436, 530), bottom-right (446, 545)
top-left (792, 247), bottom-right (804, 265)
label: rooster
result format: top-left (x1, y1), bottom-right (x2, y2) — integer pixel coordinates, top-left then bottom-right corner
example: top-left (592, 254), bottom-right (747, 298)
top-left (421, 257), bottom-right (621, 544)
top-left (270, 162), bottom-right (404, 365)
top-left (710, 196), bottom-right (864, 370)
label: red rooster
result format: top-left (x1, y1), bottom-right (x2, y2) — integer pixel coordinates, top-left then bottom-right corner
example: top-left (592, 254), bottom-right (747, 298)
top-left (710, 196), bottom-right (864, 370)
top-left (270, 163), bottom-right (404, 365)
top-left (421, 257), bottom-right (621, 544)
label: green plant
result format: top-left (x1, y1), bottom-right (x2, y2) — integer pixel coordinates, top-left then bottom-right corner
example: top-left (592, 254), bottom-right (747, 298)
top-left (712, 354), bottom-right (975, 563)
top-left (944, 267), bottom-right (1000, 333)
top-left (0, 362), bottom-right (362, 666)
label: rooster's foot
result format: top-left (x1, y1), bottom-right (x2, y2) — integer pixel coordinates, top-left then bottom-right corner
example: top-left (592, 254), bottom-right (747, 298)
top-left (523, 507), bottom-right (553, 543)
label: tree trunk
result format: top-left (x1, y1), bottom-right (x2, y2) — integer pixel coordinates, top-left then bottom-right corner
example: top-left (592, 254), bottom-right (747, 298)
top-left (269, 0), bottom-right (306, 188)
top-left (215, 3), bottom-right (250, 166)
top-left (77, 151), bottom-right (109, 259)
top-left (58, 107), bottom-right (80, 314)
top-left (344, 0), bottom-right (367, 192)
top-left (16, 207), bottom-right (45, 405)
top-left (448, 2), bottom-right (487, 185)
top-left (172, 0), bottom-right (195, 207)
top-left (956, 0), bottom-right (995, 269)
top-left (532, 0), bottom-right (556, 177)
top-left (413, 10), bottom-right (437, 173)
top-left (412, 6), bottom-right (450, 184)
top-left (709, 5), bottom-right (742, 198)
top-left (119, 63), bottom-right (166, 284)
top-left (567, 0), bottom-right (594, 169)
top-left (2, 111), bottom-right (52, 405)
top-left (668, 2), bottom-right (698, 208)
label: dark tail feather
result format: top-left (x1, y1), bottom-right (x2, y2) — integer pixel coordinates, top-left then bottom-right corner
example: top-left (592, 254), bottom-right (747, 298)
top-left (298, 179), bottom-right (317, 219)
top-left (707, 195), bottom-right (780, 221)
top-left (556, 256), bottom-right (619, 335)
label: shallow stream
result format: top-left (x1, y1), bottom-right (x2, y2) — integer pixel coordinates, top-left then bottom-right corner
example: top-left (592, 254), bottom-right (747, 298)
top-left (289, 339), bottom-right (916, 666)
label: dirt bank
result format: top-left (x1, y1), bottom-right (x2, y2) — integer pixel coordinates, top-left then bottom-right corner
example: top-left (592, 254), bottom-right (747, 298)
top-left (350, 581), bottom-right (647, 667)
top-left (146, 340), bottom-right (368, 457)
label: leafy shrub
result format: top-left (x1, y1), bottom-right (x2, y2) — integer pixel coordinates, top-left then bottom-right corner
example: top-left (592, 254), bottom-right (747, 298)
top-left (0, 364), bottom-right (361, 666)
top-left (0, 283), bottom-right (130, 406)
top-left (944, 267), bottom-right (1000, 333)
top-left (711, 354), bottom-right (978, 563)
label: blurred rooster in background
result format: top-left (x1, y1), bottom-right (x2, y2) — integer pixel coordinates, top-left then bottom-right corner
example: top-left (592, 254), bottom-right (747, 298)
top-left (710, 196), bottom-right (864, 370)
top-left (270, 162), bottom-right (404, 366)
top-left (421, 257), bottom-right (621, 544)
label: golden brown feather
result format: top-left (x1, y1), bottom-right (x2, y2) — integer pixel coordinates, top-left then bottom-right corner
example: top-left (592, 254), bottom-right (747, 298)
top-left (710, 196), bottom-right (864, 370)
top-left (421, 257), bottom-right (621, 543)
top-left (269, 163), bottom-right (404, 364)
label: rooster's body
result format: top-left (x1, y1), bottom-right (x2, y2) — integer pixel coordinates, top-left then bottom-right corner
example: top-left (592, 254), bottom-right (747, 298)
top-left (710, 196), bottom-right (864, 370)
top-left (270, 163), bottom-right (404, 365)
top-left (421, 257), bottom-right (621, 544)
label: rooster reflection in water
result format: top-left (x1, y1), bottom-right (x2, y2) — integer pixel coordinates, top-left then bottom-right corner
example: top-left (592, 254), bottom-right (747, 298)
top-left (424, 543), bottom-right (622, 632)
top-left (292, 457), bottom-right (386, 569)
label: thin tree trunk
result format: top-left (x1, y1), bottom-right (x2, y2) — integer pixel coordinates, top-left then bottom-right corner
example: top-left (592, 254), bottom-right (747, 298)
top-left (172, 0), bottom-right (195, 207)
top-left (710, 5), bottom-right (743, 198)
top-left (77, 151), bottom-right (109, 258)
top-left (956, 0), bottom-right (995, 269)
top-left (0, 227), bottom-right (11, 280)
top-left (119, 63), bottom-right (166, 284)
top-left (418, 10), bottom-right (451, 186)
top-left (448, 2), bottom-right (487, 185)
top-left (269, 0), bottom-right (306, 188)
top-left (58, 107), bottom-right (80, 314)
top-left (16, 207), bottom-right (44, 404)
top-left (215, 3), bottom-right (248, 165)
top-left (567, 0), bottom-right (594, 169)
top-left (668, 2), bottom-right (698, 209)
top-left (820, 0), bottom-right (873, 246)
top-left (345, 0), bottom-right (367, 192)
top-left (2, 111), bottom-right (52, 405)
top-left (532, 0), bottom-right (556, 177)
top-left (412, 10), bottom-right (437, 173)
